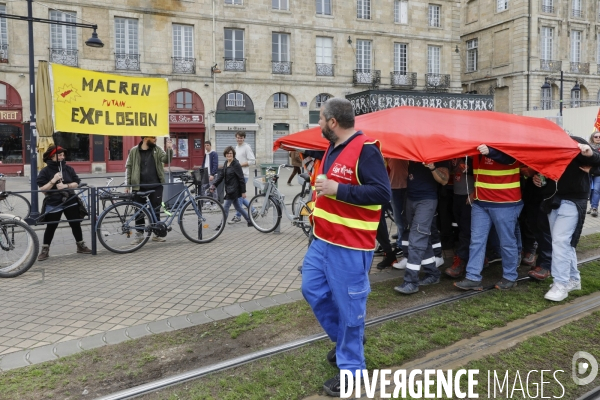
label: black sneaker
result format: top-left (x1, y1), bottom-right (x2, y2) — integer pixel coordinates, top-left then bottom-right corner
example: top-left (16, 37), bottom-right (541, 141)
top-left (495, 278), bottom-right (517, 290)
top-left (391, 233), bottom-right (398, 240)
top-left (323, 373), bottom-right (343, 397)
top-left (374, 244), bottom-right (384, 255)
top-left (454, 278), bottom-right (483, 291)
top-left (376, 252), bottom-right (397, 270)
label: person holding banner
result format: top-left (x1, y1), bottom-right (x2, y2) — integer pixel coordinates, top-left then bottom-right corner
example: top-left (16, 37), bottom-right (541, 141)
top-left (126, 136), bottom-right (174, 243)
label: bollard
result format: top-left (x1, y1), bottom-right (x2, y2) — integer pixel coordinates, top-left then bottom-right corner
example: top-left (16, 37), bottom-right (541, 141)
top-left (90, 187), bottom-right (97, 255)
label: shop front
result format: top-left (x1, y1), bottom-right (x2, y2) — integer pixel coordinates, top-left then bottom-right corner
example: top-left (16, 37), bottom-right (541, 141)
top-left (214, 90), bottom-right (257, 165)
top-left (169, 89), bottom-right (205, 170)
top-left (0, 81), bottom-right (24, 175)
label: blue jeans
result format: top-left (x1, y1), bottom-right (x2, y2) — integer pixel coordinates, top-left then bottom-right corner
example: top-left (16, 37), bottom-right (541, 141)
top-left (465, 202), bottom-right (523, 282)
top-left (591, 176), bottom-right (600, 209)
top-left (549, 200), bottom-right (579, 286)
top-left (302, 238), bottom-right (372, 371)
top-left (390, 188), bottom-right (406, 248)
top-left (235, 177), bottom-right (251, 218)
top-left (224, 198), bottom-right (249, 222)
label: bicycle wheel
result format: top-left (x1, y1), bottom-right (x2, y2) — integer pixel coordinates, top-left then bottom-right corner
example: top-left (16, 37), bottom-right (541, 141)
top-left (248, 194), bottom-right (281, 233)
top-left (292, 190), bottom-right (311, 216)
top-left (179, 196), bottom-right (225, 244)
top-left (96, 201), bottom-right (152, 254)
top-left (0, 218), bottom-right (39, 278)
top-left (0, 193), bottom-right (31, 219)
top-left (297, 203), bottom-right (312, 237)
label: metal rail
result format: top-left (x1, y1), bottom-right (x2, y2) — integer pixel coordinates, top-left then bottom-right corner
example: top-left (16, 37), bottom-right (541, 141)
top-left (95, 256), bottom-right (600, 400)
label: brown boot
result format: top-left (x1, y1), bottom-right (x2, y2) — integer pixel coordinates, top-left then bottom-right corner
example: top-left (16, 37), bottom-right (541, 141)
top-left (38, 245), bottom-right (50, 261)
top-left (76, 241), bottom-right (92, 254)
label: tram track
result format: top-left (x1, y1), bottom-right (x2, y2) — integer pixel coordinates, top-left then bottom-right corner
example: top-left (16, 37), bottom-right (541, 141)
top-left (96, 255), bottom-right (600, 400)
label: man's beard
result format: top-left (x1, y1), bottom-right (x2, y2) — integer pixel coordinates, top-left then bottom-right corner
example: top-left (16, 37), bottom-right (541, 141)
top-left (321, 125), bottom-right (338, 142)
top-left (146, 141), bottom-right (157, 149)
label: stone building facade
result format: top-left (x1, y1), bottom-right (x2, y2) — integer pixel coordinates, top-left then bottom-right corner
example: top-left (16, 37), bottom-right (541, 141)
top-left (0, 0), bottom-right (463, 174)
top-left (461, 0), bottom-right (600, 115)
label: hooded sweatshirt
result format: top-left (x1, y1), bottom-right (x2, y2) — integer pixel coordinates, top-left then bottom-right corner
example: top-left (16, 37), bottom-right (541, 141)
top-left (37, 159), bottom-right (81, 207)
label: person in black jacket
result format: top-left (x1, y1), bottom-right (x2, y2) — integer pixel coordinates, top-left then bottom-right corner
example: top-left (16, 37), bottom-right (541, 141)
top-left (537, 136), bottom-right (600, 301)
top-left (36, 145), bottom-right (91, 261)
top-left (210, 146), bottom-right (252, 229)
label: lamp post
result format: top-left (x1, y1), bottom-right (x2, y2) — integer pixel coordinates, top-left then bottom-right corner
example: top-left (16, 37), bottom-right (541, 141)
top-left (541, 70), bottom-right (580, 117)
top-left (2, 0), bottom-right (103, 221)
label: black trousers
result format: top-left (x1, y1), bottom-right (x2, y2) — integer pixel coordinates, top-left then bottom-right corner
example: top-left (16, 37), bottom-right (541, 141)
top-left (287, 166), bottom-right (302, 183)
top-left (452, 194), bottom-right (472, 261)
top-left (376, 208), bottom-right (393, 254)
top-left (43, 204), bottom-right (83, 245)
top-left (134, 185), bottom-right (163, 225)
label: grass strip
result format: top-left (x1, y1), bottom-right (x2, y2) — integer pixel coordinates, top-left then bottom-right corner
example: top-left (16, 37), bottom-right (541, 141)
top-left (138, 262), bottom-right (600, 400)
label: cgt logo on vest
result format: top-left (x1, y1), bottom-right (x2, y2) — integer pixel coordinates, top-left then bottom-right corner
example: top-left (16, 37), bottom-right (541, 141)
top-left (331, 163), bottom-right (355, 181)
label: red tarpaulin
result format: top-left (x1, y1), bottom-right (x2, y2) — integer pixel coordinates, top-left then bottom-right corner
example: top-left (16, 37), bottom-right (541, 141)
top-left (273, 106), bottom-right (580, 181)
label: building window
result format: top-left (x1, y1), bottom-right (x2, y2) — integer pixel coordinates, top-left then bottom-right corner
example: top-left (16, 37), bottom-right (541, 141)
top-left (50, 10), bottom-right (77, 66)
top-left (497, 0), bottom-right (508, 11)
top-left (357, 0), bottom-right (371, 19)
top-left (428, 4), bottom-right (441, 27)
top-left (173, 24), bottom-right (193, 59)
top-left (274, 93), bottom-right (288, 109)
top-left (466, 38), bottom-right (478, 72)
top-left (427, 45), bottom-right (440, 74)
top-left (272, 33), bottom-right (290, 62)
top-left (541, 85), bottom-right (552, 110)
top-left (272, 0), bottom-right (288, 10)
top-left (395, 0), bottom-right (408, 23)
top-left (0, 82), bottom-right (5, 106)
top-left (596, 90), bottom-right (600, 106)
top-left (541, 27), bottom-right (553, 61)
top-left (394, 43), bottom-right (407, 74)
top-left (316, 0), bottom-right (332, 15)
top-left (571, 30), bottom-right (582, 63)
top-left (115, 18), bottom-right (139, 70)
top-left (316, 36), bottom-right (333, 76)
top-left (225, 29), bottom-right (244, 60)
top-left (176, 90), bottom-right (193, 110)
top-left (571, 87), bottom-right (581, 107)
top-left (597, 33), bottom-right (600, 64)
top-left (572, 0), bottom-right (582, 17)
top-left (356, 40), bottom-right (372, 71)
top-left (316, 93), bottom-right (330, 108)
top-left (0, 4), bottom-right (7, 47)
top-left (225, 0), bottom-right (242, 4)
top-left (541, 0), bottom-right (554, 13)
top-left (226, 92), bottom-right (245, 107)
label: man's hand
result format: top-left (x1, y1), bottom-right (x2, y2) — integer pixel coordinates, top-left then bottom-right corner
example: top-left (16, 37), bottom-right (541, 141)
top-left (166, 138), bottom-right (173, 150)
top-left (579, 143), bottom-right (594, 157)
top-left (580, 165), bottom-right (592, 173)
top-left (209, 175), bottom-right (214, 181)
top-left (477, 144), bottom-right (489, 155)
top-left (423, 162), bottom-right (436, 171)
top-left (467, 192), bottom-right (474, 205)
top-left (125, 188), bottom-right (130, 194)
top-left (315, 178), bottom-right (339, 197)
top-left (532, 174), bottom-right (543, 187)
top-left (242, 193), bottom-right (246, 199)
top-left (56, 182), bottom-right (68, 190)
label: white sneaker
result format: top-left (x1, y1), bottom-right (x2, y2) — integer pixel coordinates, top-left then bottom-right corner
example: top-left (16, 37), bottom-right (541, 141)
top-left (550, 279), bottom-right (581, 293)
top-left (545, 281), bottom-right (568, 302)
top-left (393, 257), bottom-right (408, 270)
top-left (131, 233), bottom-right (144, 245)
top-left (152, 235), bottom-right (166, 242)
top-left (435, 256), bottom-right (444, 267)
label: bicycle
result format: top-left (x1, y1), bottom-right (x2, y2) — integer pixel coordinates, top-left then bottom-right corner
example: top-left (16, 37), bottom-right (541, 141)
top-left (291, 172), bottom-right (312, 216)
top-left (0, 173), bottom-right (31, 219)
top-left (96, 177), bottom-right (129, 211)
top-left (248, 164), bottom-right (312, 236)
top-left (0, 214), bottom-right (39, 278)
top-left (96, 174), bottom-right (226, 254)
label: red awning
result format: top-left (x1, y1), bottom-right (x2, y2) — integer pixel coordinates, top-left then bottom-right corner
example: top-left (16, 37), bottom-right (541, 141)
top-left (274, 106), bottom-right (580, 181)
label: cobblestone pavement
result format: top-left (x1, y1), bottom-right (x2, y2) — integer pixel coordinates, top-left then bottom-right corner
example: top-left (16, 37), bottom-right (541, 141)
top-left (1, 172), bottom-right (600, 370)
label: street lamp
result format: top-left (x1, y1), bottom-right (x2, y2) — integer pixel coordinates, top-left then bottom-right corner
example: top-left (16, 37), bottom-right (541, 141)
top-left (1, 0), bottom-right (103, 221)
top-left (540, 70), bottom-right (580, 117)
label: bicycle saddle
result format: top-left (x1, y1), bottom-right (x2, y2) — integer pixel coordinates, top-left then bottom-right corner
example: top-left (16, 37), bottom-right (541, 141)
top-left (136, 190), bottom-right (155, 197)
top-left (300, 173), bottom-right (311, 182)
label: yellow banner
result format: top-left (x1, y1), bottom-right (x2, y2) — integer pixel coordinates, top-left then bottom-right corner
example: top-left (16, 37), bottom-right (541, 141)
top-left (50, 63), bottom-right (168, 136)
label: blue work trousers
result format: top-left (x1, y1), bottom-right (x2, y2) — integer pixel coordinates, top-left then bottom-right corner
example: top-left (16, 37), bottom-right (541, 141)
top-left (301, 238), bottom-right (372, 371)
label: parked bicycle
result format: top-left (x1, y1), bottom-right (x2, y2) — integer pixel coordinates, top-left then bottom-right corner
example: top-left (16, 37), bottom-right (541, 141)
top-left (0, 173), bottom-right (31, 219)
top-left (0, 214), bottom-right (39, 278)
top-left (96, 174), bottom-right (225, 253)
top-left (291, 172), bottom-right (312, 216)
top-left (249, 164), bottom-right (312, 236)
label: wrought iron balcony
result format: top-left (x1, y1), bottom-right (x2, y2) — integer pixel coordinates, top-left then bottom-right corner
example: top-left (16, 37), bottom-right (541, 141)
top-left (572, 8), bottom-right (584, 18)
top-left (224, 58), bottom-right (246, 72)
top-left (172, 57), bottom-right (196, 74)
top-left (49, 48), bottom-right (78, 67)
top-left (272, 61), bottom-right (292, 74)
top-left (540, 4), bottom-right (555, 13)
top-left (540, 59), bottom-right (561, 72)
top-left (570, 62), bottom-right (589, 74)
top-left (115, 53), bottom-right (140, 71)
top-left (316, 63), bottom-right (334, 76)
top-left (540, 100), bottom-right (600, 110)
top-left (425, 73), bottom-right (451, 90)
top-left (0, 44), bottom-right (7, 63)
top-left (390, 72), bottom-right (417, 89)
top-left (353, 70), bottom-right (381, 87)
